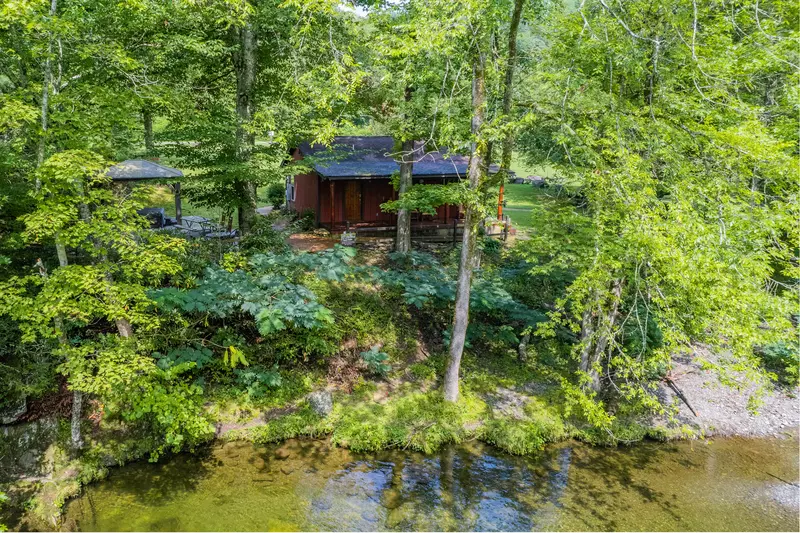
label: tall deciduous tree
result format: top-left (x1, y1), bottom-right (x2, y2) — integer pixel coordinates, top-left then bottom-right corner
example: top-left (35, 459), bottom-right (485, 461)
top-left (496, 0), bottom-right (524, 219)
top-left (231, 17), bottom-right (259, 233)
top-left (516, 0), bottom-right (798, 414)
top-left (443, 36), bottom-right (490, 402)
top-left (364, 2), bottom-right (449, 252)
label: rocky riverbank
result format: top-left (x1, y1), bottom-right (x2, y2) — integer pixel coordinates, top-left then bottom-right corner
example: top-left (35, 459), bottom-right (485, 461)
top-left (2, 348), bottom-right (798, 531)
top-left (653, 349), bottom-right (799, 438)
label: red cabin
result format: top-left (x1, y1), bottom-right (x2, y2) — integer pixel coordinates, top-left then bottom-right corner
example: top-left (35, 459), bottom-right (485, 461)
top-left (288, 136), bottom-right (479, 234)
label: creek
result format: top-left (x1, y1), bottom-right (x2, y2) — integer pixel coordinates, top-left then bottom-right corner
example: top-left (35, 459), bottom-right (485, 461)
top-left (63, 435), bottom-right (799, 531)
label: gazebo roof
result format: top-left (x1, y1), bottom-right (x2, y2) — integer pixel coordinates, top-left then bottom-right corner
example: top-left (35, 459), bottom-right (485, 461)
top-left (107, 159), bottom-right (183, 181)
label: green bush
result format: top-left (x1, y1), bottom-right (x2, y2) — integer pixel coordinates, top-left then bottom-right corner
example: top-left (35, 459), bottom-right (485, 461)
top-left (235, 365), bottom-right (282, 398)
top-left (240, 216), bottom-right (288, 253)
top-left (758, 341), bottom-right (800, 386)
top-left (266, 182), bottom-right (285, 208)
top-left (481, 236), bottom-right (503, 258)
top-left (232, 405), bottom-right (330, 443)
top-left (295, 208), bottom-right (316, 231)
top-left (360, 345), bottom-right (391, 377)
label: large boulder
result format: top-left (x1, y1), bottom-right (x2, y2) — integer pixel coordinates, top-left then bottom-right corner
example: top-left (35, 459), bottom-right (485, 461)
top-left (0, 397), bottom-right (26, 425)
top-left (307, 391), bottom-right (333, 417)
top-left (0, 416), bottom-right (59, 480)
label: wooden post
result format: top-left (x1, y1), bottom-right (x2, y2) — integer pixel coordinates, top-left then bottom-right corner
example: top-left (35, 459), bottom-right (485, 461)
top-left (452, 217), bottom-right (457, 245)
top-left (174, 182), bottom-right (182, 225)
top-left (329, 180), bottom-right (335, 230)
top-left (497, 184), bottom-right (504, 218)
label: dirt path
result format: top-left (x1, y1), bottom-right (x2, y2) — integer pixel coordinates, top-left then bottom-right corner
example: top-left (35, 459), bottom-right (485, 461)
top-left (286, 233), bottom-right (336, 252)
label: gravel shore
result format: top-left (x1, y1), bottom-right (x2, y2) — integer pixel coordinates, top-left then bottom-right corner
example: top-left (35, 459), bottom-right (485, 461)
top-left (655, 348), bottom-right (799, 437)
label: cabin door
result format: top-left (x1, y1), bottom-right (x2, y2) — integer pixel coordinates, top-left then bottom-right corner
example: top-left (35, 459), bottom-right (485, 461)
top-left (344, 181), bottom-right (362, 222)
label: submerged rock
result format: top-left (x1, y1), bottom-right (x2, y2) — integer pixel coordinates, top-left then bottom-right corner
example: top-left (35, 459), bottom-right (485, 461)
top-left (307, 391), bottom-right (333, 417)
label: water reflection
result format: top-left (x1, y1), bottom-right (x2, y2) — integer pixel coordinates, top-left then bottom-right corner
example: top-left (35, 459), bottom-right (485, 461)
top-left (62, 435), bottom-right (799, 532)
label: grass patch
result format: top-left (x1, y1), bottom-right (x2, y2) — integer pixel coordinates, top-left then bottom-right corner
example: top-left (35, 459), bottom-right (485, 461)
top-left (483, 397), bottom-right (568, 455)
top-left (509, 152), bottom-right (557, 180)
top-left (207, 369), bottom-right (321, 422)
top-left (408, 362), bottom-right (437, 381)
top-left (330, 390), bottom-right (488, 453)
top-left (229, 405), bottom-right (332, 444)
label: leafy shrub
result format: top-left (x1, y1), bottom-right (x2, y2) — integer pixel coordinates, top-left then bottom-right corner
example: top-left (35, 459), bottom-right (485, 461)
top-left (265, 182), bottom-right (285, 208)
top-left (360, 345), bottom-right (391, 377)
top-left (481, 237), bottom-right (502, 258)
top-left (63, 339), bottom-right (215, 460)
top-left (295, 208), bottom-right (316, 231)
top-left (234, 365), bottom-right (282, 398)
top-left (758, 341), bottom-right (800, 386)
top-left (152, 257), bottom-right (336, 337)
top-left (154, 345), bottom-right (215, 370)
top-left (240, 216), bottom-right (288, 254)
top-left (408, 362), bottom-right (436, 381)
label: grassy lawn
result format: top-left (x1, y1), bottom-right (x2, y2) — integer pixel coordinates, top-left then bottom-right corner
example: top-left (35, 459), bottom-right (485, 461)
top-left (493, 154), bottom-right (576, 231)
top-left (509, 152), bottom-right (557, 180)
top-left (502, 182), bottom-right (546, 210)
top-left (499, 184), bottom-right (551, 230)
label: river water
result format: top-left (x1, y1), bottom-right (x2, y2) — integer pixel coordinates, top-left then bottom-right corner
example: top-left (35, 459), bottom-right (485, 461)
top-left (63, 435), bottom-right (799, 531)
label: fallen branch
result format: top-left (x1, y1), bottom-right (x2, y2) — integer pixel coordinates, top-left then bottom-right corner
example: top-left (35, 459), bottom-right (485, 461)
top-left (665, 376), bottom-right (699, 417)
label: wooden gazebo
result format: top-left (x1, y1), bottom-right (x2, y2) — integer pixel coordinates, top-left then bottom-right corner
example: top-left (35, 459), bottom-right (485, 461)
top-left (106, 159), bottom-right (184, 224)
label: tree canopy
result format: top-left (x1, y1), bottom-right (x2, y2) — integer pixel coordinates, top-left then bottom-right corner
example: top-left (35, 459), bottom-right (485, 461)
top-left (0, 0), bottom-right (796, 502)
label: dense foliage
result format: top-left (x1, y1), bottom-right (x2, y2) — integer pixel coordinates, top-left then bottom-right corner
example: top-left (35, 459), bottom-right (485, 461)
top-left (0, 0), bottom-right (796, 503)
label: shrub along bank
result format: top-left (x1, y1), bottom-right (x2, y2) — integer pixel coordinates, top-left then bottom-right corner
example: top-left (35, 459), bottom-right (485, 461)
top-left (1, 220), bottom-right (793, 530)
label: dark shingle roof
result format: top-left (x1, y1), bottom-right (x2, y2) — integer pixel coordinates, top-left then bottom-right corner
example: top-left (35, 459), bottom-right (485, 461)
top-left (107, 159), bottom-right (183, 181)
top-left (298, 136), bottom-right (493, 179)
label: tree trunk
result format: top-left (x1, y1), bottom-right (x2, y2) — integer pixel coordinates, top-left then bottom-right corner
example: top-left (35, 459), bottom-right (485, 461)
top-left (36, 257), bottom-right (83, 450)
top-left (579, 279), bottom-right (623, 393)
top-left (143, 106), bottom-right (154, 156)
top-left (70, 390), bottom-right (83, 450)
top-left (231, 22), bottom-right (258, 235)
top-left (36, 0), bottom-right (58, 174)
top-left (35, 0), bottom-right (81, 452)
top-left (395, 138), bottom-right (414, 253)
top-left (517, 330), bottom-right (531, 362)
top-left (443, 44), bottom-right (488, 403)
top-left (497, 0), bottom-right (524, 219)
